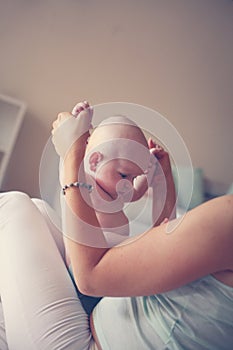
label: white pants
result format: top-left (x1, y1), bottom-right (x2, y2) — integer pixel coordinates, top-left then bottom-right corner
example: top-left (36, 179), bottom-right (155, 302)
top-left (0, 191), bottom-right (97, 350)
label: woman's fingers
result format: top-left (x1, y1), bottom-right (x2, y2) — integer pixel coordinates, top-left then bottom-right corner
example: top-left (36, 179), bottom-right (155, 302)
top-left (160, 218), bottom-right (169, 225)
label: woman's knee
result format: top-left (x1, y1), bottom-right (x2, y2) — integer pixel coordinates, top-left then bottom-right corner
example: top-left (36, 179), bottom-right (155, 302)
top-left (0, 191), bottom-right (37, 228)
top-left (0, 190), bottom-right (30, 203)
top-left (0, 191), bottom-right (31, 210)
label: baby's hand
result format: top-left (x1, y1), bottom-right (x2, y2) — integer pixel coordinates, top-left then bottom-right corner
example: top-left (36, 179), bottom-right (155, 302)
top-left (52, 101), bottom-right (93, 159)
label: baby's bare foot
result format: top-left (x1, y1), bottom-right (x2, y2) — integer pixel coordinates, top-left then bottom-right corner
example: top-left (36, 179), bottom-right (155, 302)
top-left (72, 100), bottom-right (90, 117)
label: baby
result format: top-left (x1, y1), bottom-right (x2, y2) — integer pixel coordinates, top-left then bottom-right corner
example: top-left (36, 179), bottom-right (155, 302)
top-left (83, 113), bottom-right (157, 245)
top-left (53, 101), bottom-right (159, 256)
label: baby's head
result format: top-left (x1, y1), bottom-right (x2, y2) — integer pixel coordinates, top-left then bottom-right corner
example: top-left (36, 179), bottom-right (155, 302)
top-left (87, 115), bottom-right (148, 150)
top-left (84, 115), bottom-right (152, 201)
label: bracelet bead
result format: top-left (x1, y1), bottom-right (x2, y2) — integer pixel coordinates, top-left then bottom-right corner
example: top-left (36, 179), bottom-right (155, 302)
top-left (62, 182), bottom-right (93, 195)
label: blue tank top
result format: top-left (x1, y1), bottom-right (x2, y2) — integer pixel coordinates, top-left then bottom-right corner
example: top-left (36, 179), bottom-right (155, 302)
top-left (93, 275), bottom-right (233, 349)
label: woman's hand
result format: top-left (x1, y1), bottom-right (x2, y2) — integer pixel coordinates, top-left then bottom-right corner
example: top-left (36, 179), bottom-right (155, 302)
top-left (52, 101), bottom-right (93, 160)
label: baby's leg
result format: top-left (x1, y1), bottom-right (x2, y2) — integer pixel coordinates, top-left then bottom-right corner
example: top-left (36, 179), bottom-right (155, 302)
top-left (0, 191), bottom-right (95, 350)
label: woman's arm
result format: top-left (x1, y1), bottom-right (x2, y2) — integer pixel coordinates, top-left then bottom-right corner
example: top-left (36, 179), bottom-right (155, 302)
top-left (65, 170), bottom-right (233, 298)
top-left (53, 111), bottom-right (233, 298)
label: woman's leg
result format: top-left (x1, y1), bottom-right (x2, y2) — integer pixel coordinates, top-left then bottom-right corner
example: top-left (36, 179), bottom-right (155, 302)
top-left (31, 197), bottom-right (65, 261)
top-left (0, 302), bottom-right (8, 350)
top-left (31, 197), bottom-right (102, 317)
top-left (0, 191), bottom-right (95, 350)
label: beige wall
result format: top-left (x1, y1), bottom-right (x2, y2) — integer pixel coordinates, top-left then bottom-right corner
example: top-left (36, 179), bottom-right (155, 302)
top-left (0, 0), bottom-right (232, 197)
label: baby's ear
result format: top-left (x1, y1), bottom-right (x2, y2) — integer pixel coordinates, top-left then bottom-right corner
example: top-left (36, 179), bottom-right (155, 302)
top-left (89, 152), bottom-right (103, 171)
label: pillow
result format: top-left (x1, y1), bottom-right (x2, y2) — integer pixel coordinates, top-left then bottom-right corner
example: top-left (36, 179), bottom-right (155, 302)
top-left (226, 183), bottom-right (233, 195)
top-left (172, 167), bottom-right (204, 210)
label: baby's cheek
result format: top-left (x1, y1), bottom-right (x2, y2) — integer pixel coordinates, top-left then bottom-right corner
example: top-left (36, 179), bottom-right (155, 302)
top-left (96, 173), bottom-right (115, 195)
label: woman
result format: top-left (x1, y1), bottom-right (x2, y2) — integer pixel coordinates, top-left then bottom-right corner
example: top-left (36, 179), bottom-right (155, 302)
top-left (0, 102), bottom-right (232, 349)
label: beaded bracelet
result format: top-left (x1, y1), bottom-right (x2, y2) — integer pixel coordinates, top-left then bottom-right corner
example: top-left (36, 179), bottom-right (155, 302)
top-left (62, 181), bottom-right (93, 195)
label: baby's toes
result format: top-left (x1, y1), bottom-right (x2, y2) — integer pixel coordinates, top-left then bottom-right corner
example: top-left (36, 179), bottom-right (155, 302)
top-left (72, 103), bottom-right (84, 116)
top-left (72, 101), bottom-right (89, 117)
top-left (83, 100), bottom-right (90, 109)
top-left (155, 144), bottom-right (163, 151)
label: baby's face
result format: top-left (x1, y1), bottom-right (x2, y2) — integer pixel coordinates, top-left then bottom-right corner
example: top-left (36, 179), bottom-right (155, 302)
top-left (94, 158), bottom-right (144, 200)
top-left (86, 116), bottom-right (149, 201)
